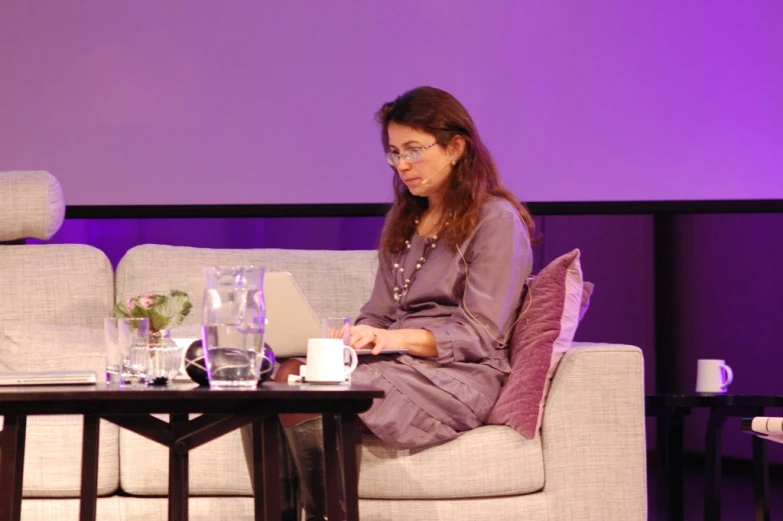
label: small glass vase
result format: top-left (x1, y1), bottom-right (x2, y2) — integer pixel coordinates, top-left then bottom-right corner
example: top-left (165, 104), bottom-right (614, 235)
top-left (140, 329), bottom-right (183, 385)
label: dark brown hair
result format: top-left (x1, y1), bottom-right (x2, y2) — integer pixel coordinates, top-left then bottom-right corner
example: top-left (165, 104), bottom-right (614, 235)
top-left (376, 86), bottom-right (536, 258)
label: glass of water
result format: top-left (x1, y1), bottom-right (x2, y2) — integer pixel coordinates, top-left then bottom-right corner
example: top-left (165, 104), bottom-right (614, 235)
top-left (104, 317), bottom-right (149, 384)
top-left (321, 317), bottom-right (352, 345)
top-left (201, 265), bottom-right (269, 389)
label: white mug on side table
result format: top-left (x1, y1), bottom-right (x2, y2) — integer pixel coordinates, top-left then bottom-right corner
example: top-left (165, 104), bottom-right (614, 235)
top-left (696, 359), bottom-right (733, 393)
top-left (304, 338), bottom-right (358, 384)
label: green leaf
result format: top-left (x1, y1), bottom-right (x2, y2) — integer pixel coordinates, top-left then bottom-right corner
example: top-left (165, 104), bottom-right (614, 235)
top-left (149, 309), bottom-right (168, 332)
top-left (113, 302), bottom-right (129, 318)
top-left (118, 291), bottom-right (193, 332)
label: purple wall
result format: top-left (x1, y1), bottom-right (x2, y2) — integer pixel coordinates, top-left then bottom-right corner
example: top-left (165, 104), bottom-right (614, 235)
top-left (2, 1), bottom-right (781, 205)
top-left (675, 213), bottom-right (783, 463)
top-left (42, 217), bottom-right (387, 263)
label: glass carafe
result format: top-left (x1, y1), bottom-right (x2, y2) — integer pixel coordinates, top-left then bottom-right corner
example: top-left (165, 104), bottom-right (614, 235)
top-left (201, 266), bottom-right (269, 389)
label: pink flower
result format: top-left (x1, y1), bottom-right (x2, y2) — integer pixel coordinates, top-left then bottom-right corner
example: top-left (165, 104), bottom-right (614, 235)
top-left (126, 299), bottom-right (137, 311)
top-left (139, 296), bottom-right (154, 309)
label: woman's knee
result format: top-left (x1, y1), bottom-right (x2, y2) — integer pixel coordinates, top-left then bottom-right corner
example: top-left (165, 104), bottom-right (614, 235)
top-left (274, 359), bottom-right (305, 383)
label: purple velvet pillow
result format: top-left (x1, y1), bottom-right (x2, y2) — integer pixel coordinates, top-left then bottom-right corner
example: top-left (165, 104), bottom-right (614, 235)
top-left (487, 249), bottom-right (592, 438)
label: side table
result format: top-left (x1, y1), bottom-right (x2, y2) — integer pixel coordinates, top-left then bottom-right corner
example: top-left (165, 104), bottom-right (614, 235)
top-left (646, 394), bottom-right (777, 521)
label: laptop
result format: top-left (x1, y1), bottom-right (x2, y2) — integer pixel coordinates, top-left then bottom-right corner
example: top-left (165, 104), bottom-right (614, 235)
top-left (0, 370), bottom-right (97, 386)
top-left (188, 272), bottom-right (408, 358)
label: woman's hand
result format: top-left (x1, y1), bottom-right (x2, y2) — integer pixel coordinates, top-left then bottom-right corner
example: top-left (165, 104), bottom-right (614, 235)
top-left (350, 324), bottom-right (390, 355)
top-left (349, 325), bottom-right (438, 358)
top-left (327, 324), bottom-right (351, 343)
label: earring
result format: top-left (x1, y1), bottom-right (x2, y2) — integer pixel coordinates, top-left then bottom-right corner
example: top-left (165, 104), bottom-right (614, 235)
top-left (450, 160), bottom-right (456, 166)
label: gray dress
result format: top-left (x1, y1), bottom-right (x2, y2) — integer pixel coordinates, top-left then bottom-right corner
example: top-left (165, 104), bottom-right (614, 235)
top-left (352, 197), bottom-right (533, 448)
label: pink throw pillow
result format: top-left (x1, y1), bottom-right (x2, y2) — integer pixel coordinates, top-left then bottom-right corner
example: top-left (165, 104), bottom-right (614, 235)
top-left (487, 249), bottom-right (592, 438)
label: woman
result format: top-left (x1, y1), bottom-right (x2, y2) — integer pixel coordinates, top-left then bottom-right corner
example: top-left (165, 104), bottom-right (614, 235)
top-left (252, 86), bottom-right (535, 521)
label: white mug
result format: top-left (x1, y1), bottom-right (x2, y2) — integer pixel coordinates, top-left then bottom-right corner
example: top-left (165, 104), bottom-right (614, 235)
top-left (304, 338), bottom-right (358, 384)
top-left (696, 359), bottom-right (733, 393)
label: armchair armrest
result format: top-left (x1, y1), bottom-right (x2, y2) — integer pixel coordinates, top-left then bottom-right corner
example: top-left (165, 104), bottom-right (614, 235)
top-left (542, 342), bottom-right (647, 521)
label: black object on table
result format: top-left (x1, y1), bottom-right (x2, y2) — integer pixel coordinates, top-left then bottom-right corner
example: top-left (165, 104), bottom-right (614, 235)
top-left (646, 394), bottom-right (778, 521)
top-left (0, 381), bottom-right (383, 521)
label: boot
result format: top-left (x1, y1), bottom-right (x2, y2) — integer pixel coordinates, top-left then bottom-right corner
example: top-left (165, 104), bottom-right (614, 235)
top-left (241, 422), bottom-right (299, 521)
top-left (284, 417), bottom-right (331, 521)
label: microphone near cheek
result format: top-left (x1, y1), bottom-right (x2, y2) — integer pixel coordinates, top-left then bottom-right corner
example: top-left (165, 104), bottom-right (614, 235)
top-left (420, 160), bottom-right (453, 186)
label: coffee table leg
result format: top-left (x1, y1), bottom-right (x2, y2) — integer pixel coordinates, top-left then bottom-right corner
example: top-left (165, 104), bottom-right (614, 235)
top-left (252, 420), bottom-right (265, 521)
top-left (0, 414), bottom-right (27, 521)
top-left (704, 410), bottom-right (726, 521)
top-left (79, 415), bottom-right (100, 521)
top-left (340, 413), bottom-right (361, 521)
top-left (169, 414), bottom-right (189, 521)
top-left (322, 414), bottom-right (343, 521)
top-left (253, 416), bottom-right (281, 521)
top-left (752, 431), bottom-right (770, 521)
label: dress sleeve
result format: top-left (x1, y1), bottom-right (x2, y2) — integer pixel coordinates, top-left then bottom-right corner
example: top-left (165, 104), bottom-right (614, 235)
top-left (354, 256), bottom-right (397, 329)
top-left (426, 210), bottom-right (532, 364)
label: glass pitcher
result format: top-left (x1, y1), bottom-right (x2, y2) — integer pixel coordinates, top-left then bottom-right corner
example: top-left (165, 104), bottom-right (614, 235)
top-left (201, 266), bottom-right (269, 389)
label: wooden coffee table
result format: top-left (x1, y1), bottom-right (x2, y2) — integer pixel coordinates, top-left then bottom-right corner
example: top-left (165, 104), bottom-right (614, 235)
top-left (0, 381), bottom-right (383, 521)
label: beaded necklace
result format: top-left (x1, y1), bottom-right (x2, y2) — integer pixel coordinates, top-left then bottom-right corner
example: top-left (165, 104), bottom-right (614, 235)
top-left (392, 217), bottom-right (447, 303)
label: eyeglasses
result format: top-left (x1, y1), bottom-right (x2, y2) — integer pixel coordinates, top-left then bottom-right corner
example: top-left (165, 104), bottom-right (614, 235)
top-left (385, 142), bottom-right (438, 166)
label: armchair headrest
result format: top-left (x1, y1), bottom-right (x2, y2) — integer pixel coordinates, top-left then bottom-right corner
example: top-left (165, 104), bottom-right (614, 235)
top-left (0, 171), bottom-right (65, 241)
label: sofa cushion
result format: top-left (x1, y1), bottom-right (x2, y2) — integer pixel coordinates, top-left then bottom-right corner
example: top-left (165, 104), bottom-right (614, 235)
top-left (0, 326), bottom-right (120, 497)
top-left (116, 245), bottom-right (378, 326)
top-left (358, 494), bottom-right (548, 521)
top-left (487, 250), bottom-right (586, 438)
top-left (119, 420), bottom-right (253, 496)
top-left (0, 170), bottom-right (64, 241)
top-left (119, 497), bottom-right (254, 521)
top-left (359, 425), bottom-right (543, 499)
top-left (0, 245), bottom-right (114, 328)
top-left (21, 498), bottom-right (122, 520)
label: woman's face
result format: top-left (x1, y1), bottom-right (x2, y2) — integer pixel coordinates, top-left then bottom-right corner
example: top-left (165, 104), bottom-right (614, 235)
top-left (386, 122), bottom-right (454, 199)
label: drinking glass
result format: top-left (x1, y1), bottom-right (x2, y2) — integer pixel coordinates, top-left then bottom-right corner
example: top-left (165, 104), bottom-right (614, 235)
top-left (104, 317), bottom-right (149, 384)
top-left (321, 317), bottom-right (352, 346)
top-left (201, 266), bottom-right (270, 389)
